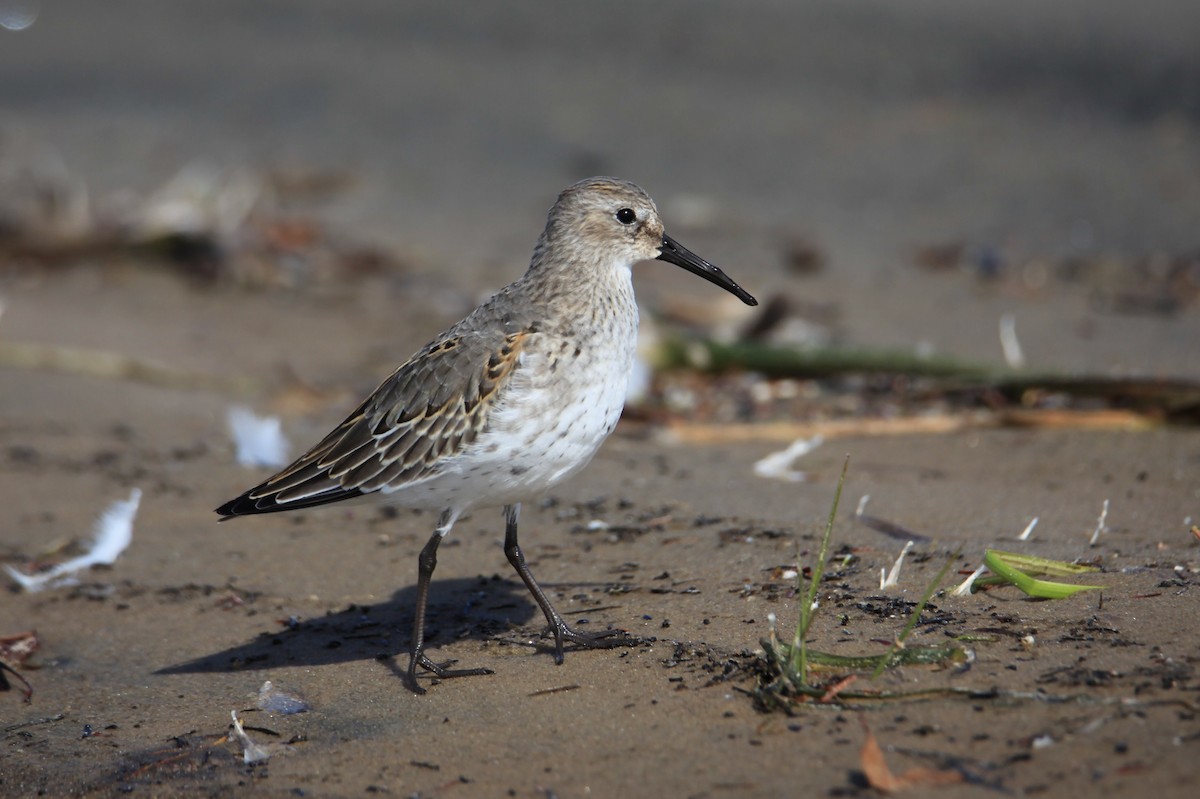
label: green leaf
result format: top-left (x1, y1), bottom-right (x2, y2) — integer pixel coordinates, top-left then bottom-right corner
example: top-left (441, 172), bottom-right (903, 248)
top-left (982, 549), bottom-right (1104, 599)
top-left (985, 549), bottom-right (1100, 576)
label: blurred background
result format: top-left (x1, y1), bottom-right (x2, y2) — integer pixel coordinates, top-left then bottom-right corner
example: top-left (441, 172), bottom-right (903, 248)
top-left (2, 0), bottom-right (1199, 375)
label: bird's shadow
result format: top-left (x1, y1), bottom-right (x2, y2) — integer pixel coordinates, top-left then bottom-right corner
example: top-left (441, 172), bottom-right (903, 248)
top-left (155, 575), bottom-right (537, 683)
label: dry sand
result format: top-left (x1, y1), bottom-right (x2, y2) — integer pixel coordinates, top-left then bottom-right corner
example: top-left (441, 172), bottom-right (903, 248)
top-left (2, 3), bottom-right (1199, 797)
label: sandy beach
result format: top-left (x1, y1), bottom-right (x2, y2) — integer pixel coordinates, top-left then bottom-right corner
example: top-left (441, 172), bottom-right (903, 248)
top-left (2, 3), bottom-right (1198, 796)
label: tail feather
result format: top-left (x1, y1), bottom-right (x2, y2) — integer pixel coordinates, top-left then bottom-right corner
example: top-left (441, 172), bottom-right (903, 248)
top-left (215, 486), bottom-right (365, 519)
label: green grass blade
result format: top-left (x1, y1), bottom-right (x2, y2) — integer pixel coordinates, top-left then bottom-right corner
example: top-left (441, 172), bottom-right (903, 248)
top-left (983, 549), bottom-right (1104, 598)
top-left (985, 549), bottom-right (1100, 576)
top-left (794, 455), bottom-right (850, 687)
top-left (871, 549), bottom-right (959, 678)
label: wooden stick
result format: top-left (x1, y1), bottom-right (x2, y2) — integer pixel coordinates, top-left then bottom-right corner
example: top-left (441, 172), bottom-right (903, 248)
top-left (660, 408), bottom-right (1156, 445)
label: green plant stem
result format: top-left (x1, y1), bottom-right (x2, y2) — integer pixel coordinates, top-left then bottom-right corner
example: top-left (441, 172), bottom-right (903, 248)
top-left (870, 550), bottom-right (960, 679)
top-left (793, 455), bottom-right (849, 688)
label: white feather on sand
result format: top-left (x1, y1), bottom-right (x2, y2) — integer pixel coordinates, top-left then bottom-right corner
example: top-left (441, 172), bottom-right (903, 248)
top-left (227, 406), bottom-right (290, 468)
top-left (5, 488), bottom-right (141, 592)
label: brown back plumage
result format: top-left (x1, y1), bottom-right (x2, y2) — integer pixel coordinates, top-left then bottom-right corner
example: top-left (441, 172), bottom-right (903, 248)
top-left (216, 292), bottom-right (537, 517)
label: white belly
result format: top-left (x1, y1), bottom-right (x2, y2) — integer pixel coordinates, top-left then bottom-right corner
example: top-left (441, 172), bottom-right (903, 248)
top-left (382, 330), bottom-right (636, 514)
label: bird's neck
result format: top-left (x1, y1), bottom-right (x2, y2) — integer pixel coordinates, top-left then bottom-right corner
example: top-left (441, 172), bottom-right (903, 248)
top-left (523, 248), bottom-right (635, 312)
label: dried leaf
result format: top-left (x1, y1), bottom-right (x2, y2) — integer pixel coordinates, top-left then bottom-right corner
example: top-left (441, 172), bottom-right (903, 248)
top-left (0, 631), bottom-right (38, 702)
top-left (0, 660), bottom-right (34, 702)
top-left (0, 630), bottom-right (39, 665)
top-left (859, 718), bottom-right (963, 794)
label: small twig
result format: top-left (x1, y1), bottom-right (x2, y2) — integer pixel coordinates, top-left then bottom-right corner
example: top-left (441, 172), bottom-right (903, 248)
top-left (819, 675), bottom-right (858, 703)
top-left (663, 408), bottom-right (1156, 446)
top-left (0, 661), bottom-right (35, 703)
top-left (2, 713), bottom-right (64, 732)
top-left (528, 684), bottom-right (581, 697)
top-left (1090, 499), bottom-right (1110, 547)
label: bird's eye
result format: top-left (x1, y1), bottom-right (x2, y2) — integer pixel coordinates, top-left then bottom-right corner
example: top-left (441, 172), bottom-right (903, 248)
top-left (615, 208), bottom-right (637, 225)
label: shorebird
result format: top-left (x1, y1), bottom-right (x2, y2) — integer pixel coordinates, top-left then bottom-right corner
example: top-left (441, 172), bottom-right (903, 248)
top-left (216, 177), bottom-right (757, 692)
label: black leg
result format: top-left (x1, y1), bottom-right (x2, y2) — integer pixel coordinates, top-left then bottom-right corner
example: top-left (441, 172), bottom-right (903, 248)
top-left (405, 516), bottom-right (493, 694)
top-left (502, 503), bottom-right (639, 663)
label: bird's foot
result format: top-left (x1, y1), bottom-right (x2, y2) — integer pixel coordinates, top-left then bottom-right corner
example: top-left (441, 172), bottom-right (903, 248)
top-left (406, 652), bottom-right (494, 695)
top-left (541, 620), bottom-right (642, 665)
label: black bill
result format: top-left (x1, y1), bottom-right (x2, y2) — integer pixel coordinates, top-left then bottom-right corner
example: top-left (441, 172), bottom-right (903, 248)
top-left (657, 233), bottom-right (758, 306)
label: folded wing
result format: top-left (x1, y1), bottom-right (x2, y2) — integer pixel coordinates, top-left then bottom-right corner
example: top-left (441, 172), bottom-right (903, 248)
top-left (215, 326), bottom-right (530, 517)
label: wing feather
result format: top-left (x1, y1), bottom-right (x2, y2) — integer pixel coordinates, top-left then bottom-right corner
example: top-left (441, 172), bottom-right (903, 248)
top-left (215, 324), bottom-right (531, 517)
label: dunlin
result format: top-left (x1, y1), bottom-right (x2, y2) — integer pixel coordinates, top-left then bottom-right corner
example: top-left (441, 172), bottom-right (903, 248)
top-left (216, 177), bottom-right (757, 692)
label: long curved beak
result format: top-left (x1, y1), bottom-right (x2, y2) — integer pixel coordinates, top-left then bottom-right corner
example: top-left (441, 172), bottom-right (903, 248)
top-left (657, 233), bottom-right (758, 306)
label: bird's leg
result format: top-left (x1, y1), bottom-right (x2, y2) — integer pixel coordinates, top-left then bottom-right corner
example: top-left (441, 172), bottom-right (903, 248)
top-left (405, 512), bottom-right (493, 694)
top-left (502, 503), bottom-right (638, 663)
